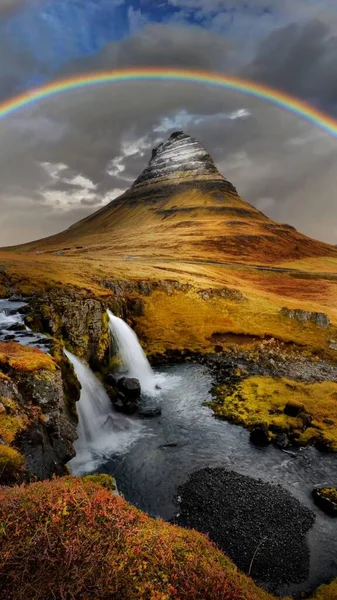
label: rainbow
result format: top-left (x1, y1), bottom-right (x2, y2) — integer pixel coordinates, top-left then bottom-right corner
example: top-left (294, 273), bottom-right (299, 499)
top-left (0, 67), bottom-right (336, 138)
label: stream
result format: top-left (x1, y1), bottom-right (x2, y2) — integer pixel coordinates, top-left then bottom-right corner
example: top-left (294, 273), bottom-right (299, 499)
top-left (2, 299), bottom-right (336, 597)
top-left (101, 362), bottom-right (337, 596)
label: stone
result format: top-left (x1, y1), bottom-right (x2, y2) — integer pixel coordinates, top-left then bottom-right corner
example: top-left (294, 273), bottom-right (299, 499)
top-left (0, 402), bottom-right (5, 414)
top-left (298, 412), bottom-right (313, 431)
top-left (106, 374), bottom-right (118, 387)
top-left (281, 307), bottom-right (330, 328)
top-left (284, 401), bottom-right (305, 417)
top-left (275, 433), bottom-right (289, 449)
top-left (138, 404), bottom-right (162, 418)
top-left (329, 339), bottom-right (337, 351)
top-left (6, 323), bottom-right (26, 332)
top-left (214, 345), bottom-right (223, 353)
top-left (117, 377), bottom-right (141, 400)
top-left (312, 487), bottom-right (337, 517)
top-left (250, 424), bottom-right (270, 446)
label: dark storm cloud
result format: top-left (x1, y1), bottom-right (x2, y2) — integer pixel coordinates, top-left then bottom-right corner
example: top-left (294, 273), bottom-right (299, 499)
top-left (245, 19), bottom-right (337, 108)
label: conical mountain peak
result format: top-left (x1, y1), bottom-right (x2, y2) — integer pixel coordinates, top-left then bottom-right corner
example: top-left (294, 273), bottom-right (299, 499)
top-left (131, 131), bottom-right (225, 190)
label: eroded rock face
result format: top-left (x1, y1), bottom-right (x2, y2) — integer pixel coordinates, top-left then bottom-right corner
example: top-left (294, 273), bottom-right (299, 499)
top-left (0, 363), bottom-right (77, 482)
top-left (29, 290), bottom-right (111, 367)
top-left (131, 131), bottom-right (226, 189)
top-left (281, 307), bottom-right (330, 328)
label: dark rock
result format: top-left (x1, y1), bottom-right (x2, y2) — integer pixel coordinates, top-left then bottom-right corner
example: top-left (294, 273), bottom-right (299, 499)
top-left (314, 436), bottom-right (334, 453)
top-left (160, 442), bottom-right (178, 448)
top-left (106, 374), bottom-right (118, 387)
top-left (117, 377), bottom-right (141, 400)
top-left (284, 401), bottom-right (305, 417)
top-left (323, 418), bottom-right (334, 426)
top-left (138, 404), bottom-right (162, 417)
top-left (173, 468), bottom-right (315, 591)
top-left (3, 334), bottom-right (16, 340)
top-left (312, 487), bottom-right (337, 517)
top-left (250, 424), bottom-right (270, 447)
top-left (275, 433), bottom-right (289, 449)
top-left (214, 344), bottom-right (223, 353)
top-left (298, 412), bottom-right (313, 431)
top-left (113, 397), bottom-right (138, 415)
top-left (6, 323), bottom-right (26, 332)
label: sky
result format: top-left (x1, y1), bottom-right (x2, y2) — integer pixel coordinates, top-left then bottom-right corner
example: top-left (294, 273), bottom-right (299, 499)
top-left (0, 0), bottom-right (337, 245)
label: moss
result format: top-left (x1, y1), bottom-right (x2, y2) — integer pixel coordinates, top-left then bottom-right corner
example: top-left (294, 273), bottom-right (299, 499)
top-left (310, 580), bottom-right (337, 600)
top-left (82, 473), bottom-right (117, 491)
top-left (319, 488), bottom-right (337, 503)
top-left (212, 376), bottom-right (337, 451)
top-left (0, 444), bottom-right (24, 483)
top-left (0, 412), bottom-right (26, 444)
top-left (0, 341), bottom-right (56, 373)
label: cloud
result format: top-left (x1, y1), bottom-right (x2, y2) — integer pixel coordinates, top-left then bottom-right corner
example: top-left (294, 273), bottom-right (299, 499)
top-left (0, 7), bottom-right (337, 247)
top-left (245, 19), bottom-right (337, 108)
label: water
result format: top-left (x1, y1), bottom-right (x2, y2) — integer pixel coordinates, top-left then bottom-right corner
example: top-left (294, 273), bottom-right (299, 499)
top-left (0, 298), bottom-right (51, 351)
top-left (107, 309), bottom-right (164, 394)
top-left (65, 350), bottom-right (145, 476)
top-left (100, 363), bottom-right (337, 596)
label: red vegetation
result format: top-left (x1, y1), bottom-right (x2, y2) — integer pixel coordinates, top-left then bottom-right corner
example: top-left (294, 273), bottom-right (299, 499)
top-left (0, 341), bottom-right (56, 373)
top-left (0, 476), bottom-right (274, 600)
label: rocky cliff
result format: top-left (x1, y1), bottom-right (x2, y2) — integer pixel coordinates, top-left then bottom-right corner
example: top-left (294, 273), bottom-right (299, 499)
top-left (0, 341), bottom-right (78, 483)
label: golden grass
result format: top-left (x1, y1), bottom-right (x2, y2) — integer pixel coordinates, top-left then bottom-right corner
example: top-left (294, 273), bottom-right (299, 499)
top-left (1, 182), bottom-right (337, 359)
top-left (213, 376), bottom-right (337, 450)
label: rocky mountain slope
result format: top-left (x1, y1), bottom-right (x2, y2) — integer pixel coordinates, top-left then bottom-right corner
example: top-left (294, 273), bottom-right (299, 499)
top-left (1, 130), bottom-right (337, 362)
top-left (13, 131), bottom-right (337, 265)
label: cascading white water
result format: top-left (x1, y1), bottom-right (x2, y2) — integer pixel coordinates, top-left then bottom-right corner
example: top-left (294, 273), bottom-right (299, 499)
top-left (107, 309), bottom-right (158, 394)
top-left (65, 349), bottom-right (144, 475)
top-left (64, 350), bottom-right (112, 445)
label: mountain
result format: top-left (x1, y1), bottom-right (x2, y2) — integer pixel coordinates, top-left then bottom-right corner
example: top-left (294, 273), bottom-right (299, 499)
top-left (17, 131), bottom-right (337, 265)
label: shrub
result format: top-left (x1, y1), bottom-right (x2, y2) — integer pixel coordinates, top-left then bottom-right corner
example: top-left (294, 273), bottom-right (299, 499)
top-left (0, 476), bottom-right (274, 600)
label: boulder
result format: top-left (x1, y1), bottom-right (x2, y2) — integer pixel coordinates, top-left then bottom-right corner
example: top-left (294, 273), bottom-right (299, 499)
top-left (113, 397), bottom-right (138, 415)
top-left (117, 377), bottom-right (141, 400)
top-left (284, 401), bottom-right (305, 417)
top-left (312, 487), bottom-right (337, 517)
top-left (275, 433), bottom-right (289, 449)
top-left (7, 323), bottom-right (26, 332)
top-left (138, 404), bottom-right (162, 417)
top-left (106, 374), bottom-right (118, 387)
top-left (250, 424), bottom-right (270, 447)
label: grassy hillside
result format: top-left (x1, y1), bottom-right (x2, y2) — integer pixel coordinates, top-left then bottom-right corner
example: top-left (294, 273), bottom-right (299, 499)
top-left (0, 476), bottom-right (276, 600)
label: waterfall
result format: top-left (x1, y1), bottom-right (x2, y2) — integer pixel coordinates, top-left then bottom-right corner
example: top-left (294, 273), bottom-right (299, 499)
top-left (64, 350), bottom-right (112, 445)
top-left (107, 309), bottom-right (158, 394)
top-left (65, 350), bottom-right (144, 475)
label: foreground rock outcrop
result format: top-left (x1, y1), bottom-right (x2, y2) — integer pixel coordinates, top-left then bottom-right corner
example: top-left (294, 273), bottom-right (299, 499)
top-left (0, 341), bottom-right (77, 483)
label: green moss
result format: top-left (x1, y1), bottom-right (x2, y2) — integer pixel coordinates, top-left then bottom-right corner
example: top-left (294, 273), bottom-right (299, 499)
top-left (0, 444), bottom-right (25, 483)
top-left (212, 376), bottom-right (337, 451)
top-left (0, 412), bottom-right (26, 444)
top-left (310, 579), bottom-right (337, 600)
top-left (318, 488), bottom-right (337, 503)
top-left (82, 474), bottom-right (117, 492)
